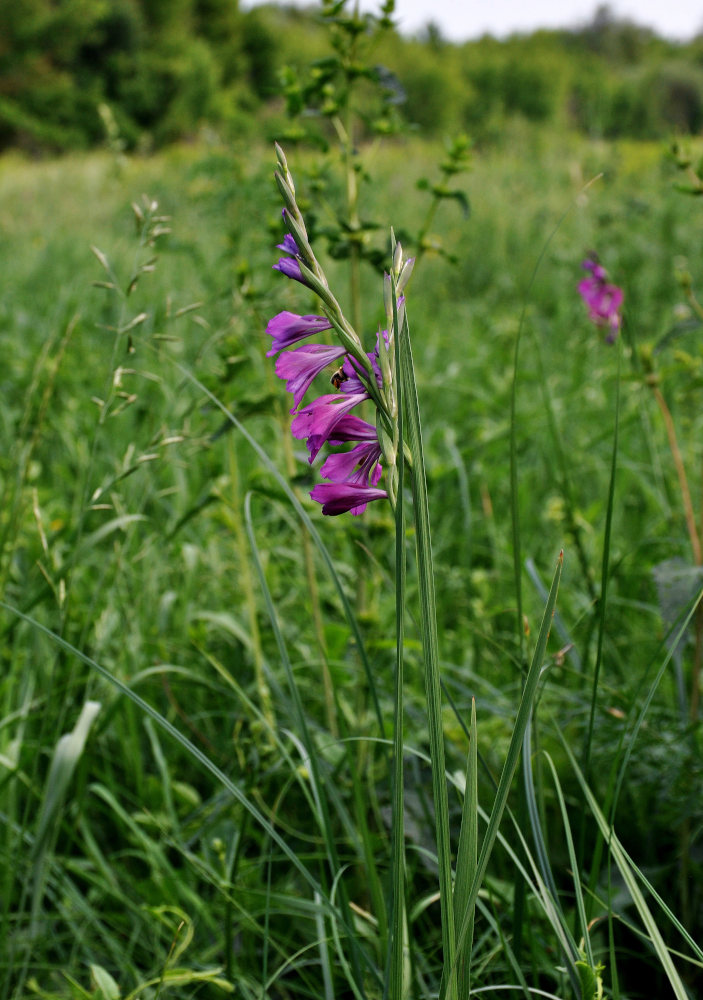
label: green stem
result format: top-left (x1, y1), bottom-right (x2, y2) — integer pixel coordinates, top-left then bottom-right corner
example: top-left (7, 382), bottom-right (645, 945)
top-left (386, 275), bottom-right (406, 998)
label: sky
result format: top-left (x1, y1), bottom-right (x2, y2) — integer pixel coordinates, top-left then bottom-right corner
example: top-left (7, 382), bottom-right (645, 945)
top-left (242, 0), bottom-right (703, 42)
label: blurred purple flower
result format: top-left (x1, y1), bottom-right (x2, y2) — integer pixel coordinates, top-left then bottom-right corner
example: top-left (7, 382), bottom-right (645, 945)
top-left (266, 312), bottom-right (332, 357)
top-left (275, 342), bottom-right (347, 412)
top-left (310, 482), bottom-right (388, 516)
top-left (578, 256), bottom-right (623, 342)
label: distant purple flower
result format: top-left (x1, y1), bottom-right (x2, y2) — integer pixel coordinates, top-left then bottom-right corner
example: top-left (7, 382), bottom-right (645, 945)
top-left (578, 256), bottom-right (623, 342)
top-left (266, 312), bottom-right (333, 357)
top-left (291, 392), bottom-right (370, 462)
top-left (273, 234), bottom-right (306, 284)
top-left (275, 342), bottom-right (347, 412)
top-left (310, 482), bottom-right (388, 516)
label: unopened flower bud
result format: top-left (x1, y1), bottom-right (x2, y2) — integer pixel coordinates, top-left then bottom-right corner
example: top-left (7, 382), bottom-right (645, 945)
top-left (392, 239), bottom-right (403, 277)
top-left (397, 258), bottom-right (415, 295)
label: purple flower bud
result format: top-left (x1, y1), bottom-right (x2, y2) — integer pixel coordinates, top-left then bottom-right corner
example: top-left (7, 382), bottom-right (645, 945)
top-left (273, 234), bottom-right (308, 285)
top-left (266, 312), bottom-right (333, 356)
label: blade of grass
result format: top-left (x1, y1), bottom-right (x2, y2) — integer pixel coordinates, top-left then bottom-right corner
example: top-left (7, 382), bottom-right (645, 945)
top-left (521, 720), bottom-right (581, 998)
top-left (559, 733), bottom-right (691, 1000)
top-left (453, 698), bottom-right (478, 997)
top-left (30, 699), bottom-right (102, 936)
top-left (397, 306), bottom-right (456, 998)
top-left (542, 752), bottom-right (596, 969)
top-left (453, 552), bottom-right (564, 982)
top-left (0, 600), bottom-right (378, 984)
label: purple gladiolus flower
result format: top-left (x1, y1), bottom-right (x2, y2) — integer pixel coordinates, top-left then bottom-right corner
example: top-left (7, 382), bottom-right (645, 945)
top-left (291, 392), bottom-right (370, 462)
top-left (275, 342), bottom-right (347, 412)
top-left (326, 414), bottom-right (379, 445)
top-left (273, 234), bottom-right (306, 284)
top-left (340, 330), bottom-right (387, 394)
top-left (320, 440), bottom-right (383, 488)
top-left (266, 312), bottom-right (333, 357)
top-left (310, 482), bottom-right (388, 516)
top-left (578, 256), bottom-right (623, 343)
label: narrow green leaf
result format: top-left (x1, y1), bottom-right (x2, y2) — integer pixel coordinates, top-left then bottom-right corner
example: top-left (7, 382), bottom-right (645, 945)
top-left (397, 307), bottom-right (456, 997)
top-left (453, 698), bottom-right (478, 997)
top-left (560, 736), bottom-right (691, 1000)
top-left (386, 265), bottom-right (407, 1000)
top-left (543, 753), bottom-right (594, 966)
top-left (91, 962), bottom-right (121, 999)
top-left (453, 552), bottom-right (564, 978)
top-left (31, 700), bottom-right (101, 935)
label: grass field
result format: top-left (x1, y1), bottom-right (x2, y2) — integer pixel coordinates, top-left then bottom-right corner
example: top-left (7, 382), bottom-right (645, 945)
top-left (1, 130), bottom-right (702, 998)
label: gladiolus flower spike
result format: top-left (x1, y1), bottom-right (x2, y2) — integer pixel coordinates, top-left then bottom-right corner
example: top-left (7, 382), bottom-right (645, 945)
top-left (267, 145), bottom-right (414, 515)
top-left (578, 254), bottom-right (624, 343)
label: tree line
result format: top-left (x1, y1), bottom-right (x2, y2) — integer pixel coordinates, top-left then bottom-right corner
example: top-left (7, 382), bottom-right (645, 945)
top-left (1, 0), bottom-right (702, 153)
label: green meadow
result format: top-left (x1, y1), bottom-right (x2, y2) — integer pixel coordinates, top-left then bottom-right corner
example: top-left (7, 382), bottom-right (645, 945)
top-left (2, 126), bottom-right (703, 998)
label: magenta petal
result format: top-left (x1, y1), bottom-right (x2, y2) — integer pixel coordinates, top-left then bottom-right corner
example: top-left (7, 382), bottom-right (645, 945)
top-left (273, 256), bottom-right (304, 283)
top-left (277, 234), bottom-right (299, 255)
top-left (266, 312), bottom-right (332, 356)
top-left (310, 482), bottom-right (388, 516)
top-left (291, 392), bottom-right (369, 461)
top-left (326, 415), bottom-right (378, 445)
top-left (275, 343), bottom-right (346, 411)
top-left (320, 440), bottom-right (382, 485)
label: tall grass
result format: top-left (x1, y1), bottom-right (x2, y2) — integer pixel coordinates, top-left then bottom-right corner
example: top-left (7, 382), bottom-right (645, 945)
top-left (0, 122), bottom-right (702, 998)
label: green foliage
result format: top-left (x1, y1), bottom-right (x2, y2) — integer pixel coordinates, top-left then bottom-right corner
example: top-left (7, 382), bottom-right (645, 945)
top-left (2, 127), bottom-right (703, 997)
top-left (2, 1), bottom-right (703, 152)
